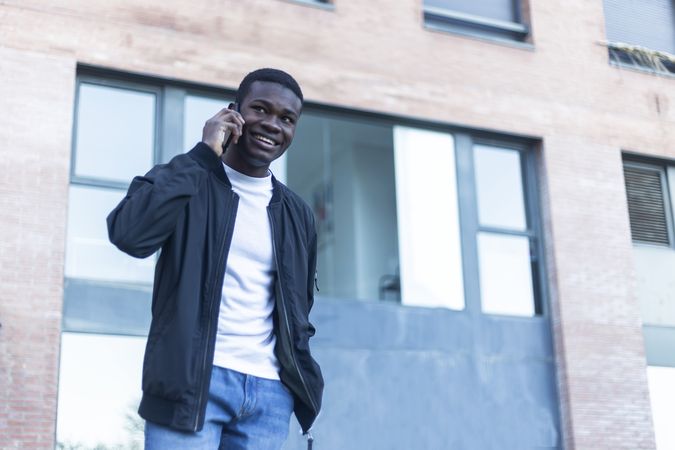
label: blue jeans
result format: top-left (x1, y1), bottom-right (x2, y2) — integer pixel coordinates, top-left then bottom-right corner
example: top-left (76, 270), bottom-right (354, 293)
top-left (145, 366), bottom-right (294, 450)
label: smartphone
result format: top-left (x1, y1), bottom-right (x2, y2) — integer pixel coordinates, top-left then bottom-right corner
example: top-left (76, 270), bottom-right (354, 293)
top-left (221, 102), bottom-right (240, 153)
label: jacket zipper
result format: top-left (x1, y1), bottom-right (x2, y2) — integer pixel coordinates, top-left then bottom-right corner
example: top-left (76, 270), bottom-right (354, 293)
top-left (193, 193), bottom-right (239, 431)
top-left (267, 208), bottom-right (318, 416)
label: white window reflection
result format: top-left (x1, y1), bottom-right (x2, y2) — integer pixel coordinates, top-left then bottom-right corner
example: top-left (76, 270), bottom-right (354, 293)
top-left (393, 126), bottom-right (465, 309)
top-left (183, 94), bottom-right (287, 182)
top-left (56, 333), bottom-right (146, 449)
top-left (474, 145), bottom-right (527, 231)
top-left (477, 232), bottom-right (535, 316)
top-left (65, 185), bottom-right (155, 284)
top-left (647, 365), bottom-right (675, 450)
top-left (74, 84), bottom-right (155, 184)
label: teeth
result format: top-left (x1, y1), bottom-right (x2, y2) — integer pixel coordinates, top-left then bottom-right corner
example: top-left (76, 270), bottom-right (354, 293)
top-left (254, 134), bottom-right (275, 145)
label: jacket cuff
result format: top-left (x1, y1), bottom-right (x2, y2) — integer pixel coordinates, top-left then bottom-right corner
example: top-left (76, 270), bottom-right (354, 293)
top-left (188, 142), bottom-right (222, 172)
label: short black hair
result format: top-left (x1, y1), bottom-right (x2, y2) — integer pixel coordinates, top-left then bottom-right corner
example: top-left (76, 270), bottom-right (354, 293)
top-left (235, 68), bottom-right (304, 106)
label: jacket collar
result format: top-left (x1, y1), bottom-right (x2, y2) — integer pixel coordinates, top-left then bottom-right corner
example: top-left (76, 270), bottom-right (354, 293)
top-left (188, 142), bottom-right (231, 187)
top-left (270, 175), bottom-right (284, 205)
top-left (188, 142), bottom-right (286, 204)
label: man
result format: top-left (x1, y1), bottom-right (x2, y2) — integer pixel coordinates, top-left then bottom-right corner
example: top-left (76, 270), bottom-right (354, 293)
top-left (107, 68), bottom-right (323, 450)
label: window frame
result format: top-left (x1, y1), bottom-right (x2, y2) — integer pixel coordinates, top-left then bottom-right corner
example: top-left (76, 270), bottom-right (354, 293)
top-left (454, 134), bottom-right (546, 318)
top-left (70, 76), bottom-right (164, 190)
top-left (279, 0), bottom-right (334, 11)
top-left (422, 0), bottom-right (531, 45)
top-left (66, 74), bottom-right (169, 336)
top-left (623, 156), bottom-right (675, 249)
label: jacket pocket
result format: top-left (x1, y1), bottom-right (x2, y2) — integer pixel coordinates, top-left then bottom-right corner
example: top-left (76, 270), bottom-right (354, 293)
top-left (142, 302), bottom-right (178, 396)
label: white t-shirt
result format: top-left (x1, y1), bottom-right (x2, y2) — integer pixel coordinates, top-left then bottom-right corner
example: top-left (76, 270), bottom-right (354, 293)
top-left (212, 162), bottom-right (280, 380)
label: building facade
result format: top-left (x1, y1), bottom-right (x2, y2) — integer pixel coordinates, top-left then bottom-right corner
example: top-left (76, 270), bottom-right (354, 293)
top-left (1, 0), bottom-right (673, 449)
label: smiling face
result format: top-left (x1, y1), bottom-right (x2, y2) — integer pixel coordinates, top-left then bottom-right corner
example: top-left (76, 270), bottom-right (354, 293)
top-left (224, 81), bottom-right (302, 177)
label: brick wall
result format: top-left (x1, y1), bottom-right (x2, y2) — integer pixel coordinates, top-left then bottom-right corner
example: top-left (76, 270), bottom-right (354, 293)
top-left (0, 47), bottom-right (74, 448)
top-left (541, 137), bottom-right (658, 449)
top-left (0, 0), bottom-right (673, 448)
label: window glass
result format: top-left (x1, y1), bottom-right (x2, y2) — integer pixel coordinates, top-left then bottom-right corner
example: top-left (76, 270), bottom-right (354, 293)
top-left (74, 83), bottom-right (155, 183)
top-left (425, 0), bottom-right (518, 22)
top-left (393, 126), bottom-right (465, 309)
top-left (65, 185), bottom-right (155, 284)
top-left (647, 365), bottom-right (675, 449)
top-left (56, 332), bottom-right (146, 449)
top-left (288, 114), bottom-right (399, 301)
top-left (477, 232), bottom-right (535, 316)
top-left (474, 145), bottom-right (527, 231)
top-left (183, 94), bottom-right (230, 152)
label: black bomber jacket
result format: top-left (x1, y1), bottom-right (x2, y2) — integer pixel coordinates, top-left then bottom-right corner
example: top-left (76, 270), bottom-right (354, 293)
top-left (106, 142), bottom-right (323, 434)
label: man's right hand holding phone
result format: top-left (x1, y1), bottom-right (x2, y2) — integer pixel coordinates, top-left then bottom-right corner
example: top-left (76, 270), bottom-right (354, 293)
top-left (201, 105), bottom-right (245, 157)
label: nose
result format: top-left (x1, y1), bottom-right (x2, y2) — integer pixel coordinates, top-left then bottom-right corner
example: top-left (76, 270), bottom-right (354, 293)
top-left (261, 117), bottom-right (282, 133)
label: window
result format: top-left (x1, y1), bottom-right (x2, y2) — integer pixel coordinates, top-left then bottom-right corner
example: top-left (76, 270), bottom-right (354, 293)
top-left (647, 365), bottom-right (675, 450)
top-left (423, 0), bottom-right (529, 43)
top-left (56, 333), bottom-right (145, 449)
top-left (623, 159), bottom-right (675, 246)
top-left (291, 122), bottom-right (543, 315)
top-left (473, 144), bottom-right (537, 316)
top-left (284, 0), bottom-right (333, 9)
top-left (603, 0), bottom-right (675, 75)
top-left (644, 326), bottom-right (675, 450)
top-left (393, 129), bottom-right (543, 316)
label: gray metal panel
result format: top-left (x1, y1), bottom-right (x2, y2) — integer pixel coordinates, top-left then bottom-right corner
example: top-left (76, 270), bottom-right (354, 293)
top-left (643, 324), bottom-right (675, 367)
top-left (284, 298), bottom-right (562, 450)
top-left (604, 0), bottom-right (675, 53)
top-left (63, 278), bottom-right (152, 336)
top-left (161, 86), bottom-right (186, 163)
top-left (455, 132), bottom-right (482, 316)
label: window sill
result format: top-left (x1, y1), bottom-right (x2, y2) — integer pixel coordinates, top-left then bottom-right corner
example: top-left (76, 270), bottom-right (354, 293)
top-left (279, 0), bottom-right (334, 11)
top-left (424, 6), bottom-right (528, 34)
top-left (604, 42), bottom-right (675, 79)
top-left (424, 22), bottom-right (534, 52)
top-left (609, 60), bottom-right (675, 80)
top-left (423, 6), bottom-right (532, 50)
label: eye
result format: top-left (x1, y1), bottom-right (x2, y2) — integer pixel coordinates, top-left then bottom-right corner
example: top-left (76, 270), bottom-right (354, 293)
top-left (252, 105), bottom-right (266, 113)
top-left (282, 116), bottom-right (295, 124)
